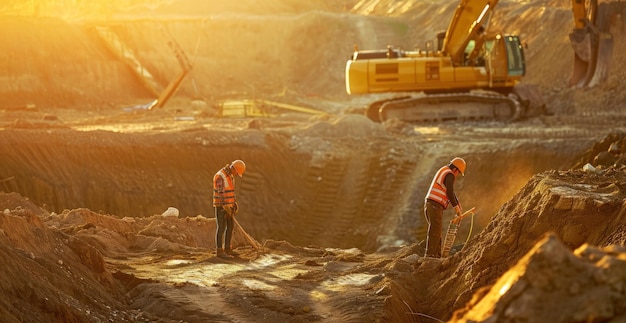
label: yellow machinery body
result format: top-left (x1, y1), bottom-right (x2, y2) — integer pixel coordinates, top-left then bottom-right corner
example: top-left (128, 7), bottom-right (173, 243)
top-left (346, 34), bottom-right (523, 96)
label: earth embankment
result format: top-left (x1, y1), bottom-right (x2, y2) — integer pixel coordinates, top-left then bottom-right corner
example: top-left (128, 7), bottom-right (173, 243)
top-left (1, 0), bottom-right (626, 321)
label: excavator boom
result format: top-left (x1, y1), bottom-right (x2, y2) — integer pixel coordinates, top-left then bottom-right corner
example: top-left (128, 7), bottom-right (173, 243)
top-left (442, 0), bottom-right (499, 66)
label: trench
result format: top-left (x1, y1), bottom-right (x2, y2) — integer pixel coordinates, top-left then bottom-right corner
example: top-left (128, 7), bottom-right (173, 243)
top-left (0, 125), bottom-right (595, 252)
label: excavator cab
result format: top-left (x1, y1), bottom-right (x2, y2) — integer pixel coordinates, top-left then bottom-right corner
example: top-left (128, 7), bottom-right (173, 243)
top-left (490, 35), bottom-right (526, 79)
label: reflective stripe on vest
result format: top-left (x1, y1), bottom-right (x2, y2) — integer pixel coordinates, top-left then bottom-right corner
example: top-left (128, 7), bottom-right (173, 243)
top-left (426, 166), bottom-right (453, 208)
top-left (213, 168), bottom-right (236, 206)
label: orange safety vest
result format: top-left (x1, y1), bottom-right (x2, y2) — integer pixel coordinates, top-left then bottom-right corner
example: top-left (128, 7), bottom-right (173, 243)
top-left (426, 166), bottom-right (454, 209)
top-left (213, 167), bottom-right (236, 206)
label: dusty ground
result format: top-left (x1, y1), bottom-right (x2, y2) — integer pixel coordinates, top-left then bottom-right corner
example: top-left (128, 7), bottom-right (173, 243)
top-left (1, 0), bottom-right (626, 322)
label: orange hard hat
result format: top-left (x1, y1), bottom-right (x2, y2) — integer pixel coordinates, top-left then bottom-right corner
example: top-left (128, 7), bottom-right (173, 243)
top-left (230, 160), bottom-right (246, 177)
top-left (450, 157), bottom-right (466, 176)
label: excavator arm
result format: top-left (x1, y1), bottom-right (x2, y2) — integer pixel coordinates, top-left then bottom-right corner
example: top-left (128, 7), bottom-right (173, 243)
top-left (442, 0), bottom-right (499, 66)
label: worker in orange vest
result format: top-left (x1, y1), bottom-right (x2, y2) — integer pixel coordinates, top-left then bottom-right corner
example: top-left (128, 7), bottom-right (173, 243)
top-left (424, 157), bottom-right (466, 258)
top-left (213, 159), bottom-right (246, 258)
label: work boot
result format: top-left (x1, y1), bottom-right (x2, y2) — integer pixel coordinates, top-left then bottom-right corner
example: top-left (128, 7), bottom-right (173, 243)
top-left (225, 248), bottom-right (239, 256)
top-left (216, 248), bottom-right (232, 259)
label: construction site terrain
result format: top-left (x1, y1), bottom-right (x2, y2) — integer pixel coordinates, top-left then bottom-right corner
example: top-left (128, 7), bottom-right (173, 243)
top-left (1, 0), bottom-right (626, 322)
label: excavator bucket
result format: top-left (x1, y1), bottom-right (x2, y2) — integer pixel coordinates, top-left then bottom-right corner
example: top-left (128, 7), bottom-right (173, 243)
top-left (569, 29), bottom-right (593, 88)
top-left (569, 1), bottom-right (621, 88)
top-left (586, 2), bottom-right (620, 87)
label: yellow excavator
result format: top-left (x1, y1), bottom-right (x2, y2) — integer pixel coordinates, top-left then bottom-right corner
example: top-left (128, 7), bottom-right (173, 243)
top-left (346, 0), bottom-right (616, 123)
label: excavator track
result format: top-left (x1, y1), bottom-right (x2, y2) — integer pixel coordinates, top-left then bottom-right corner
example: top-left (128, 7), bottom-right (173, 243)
top-left (367, 91), bottom-right (522, 123)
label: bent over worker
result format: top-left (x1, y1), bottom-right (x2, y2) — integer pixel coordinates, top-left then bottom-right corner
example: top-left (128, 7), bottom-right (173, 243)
top-left (213, 159), bottom-right (246, 258)
top-left (424, 157), bottom-right (466, 258)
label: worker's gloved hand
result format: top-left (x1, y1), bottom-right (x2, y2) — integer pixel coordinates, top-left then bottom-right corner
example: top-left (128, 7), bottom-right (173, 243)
top-left (222, 204), bottom-right (234, 216)
top-left (454, 205), bottom-right (462, 218)
top-left (232, 202), bottom-right (239, 214)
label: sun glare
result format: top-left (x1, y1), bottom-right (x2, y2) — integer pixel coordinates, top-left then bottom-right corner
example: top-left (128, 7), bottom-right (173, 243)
top-left (1, 0), bottom-right (172, 19)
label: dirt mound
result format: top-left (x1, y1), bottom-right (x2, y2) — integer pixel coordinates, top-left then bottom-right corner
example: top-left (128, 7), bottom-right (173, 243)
top-left (454, 234), bottom-right (626, 322)
top-left (572, 131), bottom-right (626, 170)
top-left (0, 195), bottom-right (127, 322)
top-left (47, 207), bottom-right (256, 257)
top-left (1, 0), bottom-right (626, 322)
top-left (0, 192), bottom-right (260, 322)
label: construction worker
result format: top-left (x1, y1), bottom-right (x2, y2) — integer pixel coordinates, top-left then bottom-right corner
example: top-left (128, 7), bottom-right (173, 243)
top-left (424, 157), bottom-right (466, 258)
top-left (213, 159), bottom-right (246, 258)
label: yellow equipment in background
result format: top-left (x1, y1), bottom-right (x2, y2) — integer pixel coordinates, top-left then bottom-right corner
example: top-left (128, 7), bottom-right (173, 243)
top-left (346, 0), bottom-right (543, 123)
top-left (218, 99), bottom-right (328, 118)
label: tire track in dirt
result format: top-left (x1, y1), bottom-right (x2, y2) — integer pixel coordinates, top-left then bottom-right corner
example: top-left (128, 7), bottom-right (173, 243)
top-left (299, 155), bottom-right (349, 246)
top-left (332, 154), bottom-right (372, 248)
top-left (362, 146), bottom-right (422, 249)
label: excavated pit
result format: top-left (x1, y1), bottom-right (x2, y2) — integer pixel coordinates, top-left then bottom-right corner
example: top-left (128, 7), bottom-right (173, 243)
top-left (0, 122), bottom-right (595, 253)
top-left (1, 134), bottom-right (626, 322)
top-left (2, 0), bottom-right (626, 321)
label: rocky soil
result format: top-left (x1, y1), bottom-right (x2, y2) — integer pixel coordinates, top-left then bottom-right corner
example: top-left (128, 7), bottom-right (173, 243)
top-left (1, 0), bottom-right (626, 322)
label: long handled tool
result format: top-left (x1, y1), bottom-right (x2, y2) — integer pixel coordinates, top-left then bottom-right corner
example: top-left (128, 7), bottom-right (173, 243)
top-left (442, 207), bottom-right (476, 257)
top-left (233, 217), bottom-right (263, 251)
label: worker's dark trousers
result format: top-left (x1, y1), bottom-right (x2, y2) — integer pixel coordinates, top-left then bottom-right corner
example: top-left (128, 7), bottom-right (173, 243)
top-left (424, 200), bottom-right (444, 258)
top-left (215, 206), bottom-right (234, 250)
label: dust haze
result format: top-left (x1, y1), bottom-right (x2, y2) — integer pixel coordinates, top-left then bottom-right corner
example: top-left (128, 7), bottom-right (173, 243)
top-left (1, 0), bottom-right (626, 322)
